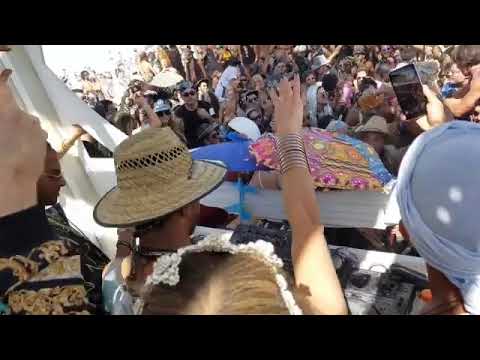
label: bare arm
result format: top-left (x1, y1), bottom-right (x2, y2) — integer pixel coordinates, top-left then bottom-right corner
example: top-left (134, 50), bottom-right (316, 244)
top-left (196, 58), bottom-right (208, 79)
top-left (0, 68), bottom-right (48, 217)
top-left (269, 76), bottom-right (347, 315)
top-left (58, 126), bottom-right (86, 159)
top-left (172, 114), bottom-right (185, 136)
top-left (134, 94), bottom-right (162, 128)
top-left (444, 77), bottom-right (480, 117)
top-left (327, 45), bottom-right (343, 63)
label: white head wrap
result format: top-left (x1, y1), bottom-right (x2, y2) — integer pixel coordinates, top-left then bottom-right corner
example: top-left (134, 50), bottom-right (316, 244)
top-left (396, 121), bottom-right (480, 314)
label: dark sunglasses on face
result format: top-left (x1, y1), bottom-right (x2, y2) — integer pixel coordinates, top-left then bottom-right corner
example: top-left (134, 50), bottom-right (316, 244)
top-left (246, 96), bottom-right (258, 103)
top-left (156, 110), bottom-right (171, 117)
top-left (240, 78), bottom-right (248, 82)
top-left (182, 90), bottom-right (196, 97)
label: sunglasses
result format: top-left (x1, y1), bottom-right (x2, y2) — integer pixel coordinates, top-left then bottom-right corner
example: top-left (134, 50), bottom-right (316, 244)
top-left (156, 110), bottom-right (171, 117)
top-left (240, 78), bottom-right (248, 82)
top-left (182, 90), bottom-right (196, 97)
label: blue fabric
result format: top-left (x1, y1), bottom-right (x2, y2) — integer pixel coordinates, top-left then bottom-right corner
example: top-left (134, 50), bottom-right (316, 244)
top-left (396, 121), bottom-right (480, 314)
top-left (226, 131), bottom-right (248, 143)
top-left (441, 82), bottom-right (459, 99)
top-left (190, 141), bottom-right (262, 172)
top-left (225, 179), bottom-right (257, 221)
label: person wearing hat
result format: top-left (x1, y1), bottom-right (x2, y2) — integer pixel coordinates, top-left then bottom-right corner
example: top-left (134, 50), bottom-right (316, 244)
top-left (131, 95), bottom-right (187, 144)
top-left (356, 115), bottom-right (407, 176)
top-left (95, 127), bottom-right (228, 313)
top-left (310, 54), bottom-right (331, 81)
top-left (196, 123), bottom-right (221, 146)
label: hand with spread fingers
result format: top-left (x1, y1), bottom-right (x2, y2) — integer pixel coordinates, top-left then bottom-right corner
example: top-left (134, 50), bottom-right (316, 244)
top-left (269, 74), bottom-right (303, 136)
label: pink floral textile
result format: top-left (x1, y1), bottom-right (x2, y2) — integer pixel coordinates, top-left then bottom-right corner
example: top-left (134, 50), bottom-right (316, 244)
top-left (250, 128), bottom-right (392, 192)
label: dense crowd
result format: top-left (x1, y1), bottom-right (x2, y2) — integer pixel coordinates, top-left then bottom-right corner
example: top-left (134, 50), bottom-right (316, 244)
top-left (2, 44), bottom-right (480, 316)
top-left (69, 45), bottom-right (474, 172)
top-left (67, 45), bottom-right (474, 250)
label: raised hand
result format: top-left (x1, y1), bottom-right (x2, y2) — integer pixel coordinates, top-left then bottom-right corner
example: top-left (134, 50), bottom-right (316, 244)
top-left (268, 74), bottom-right (303, 136)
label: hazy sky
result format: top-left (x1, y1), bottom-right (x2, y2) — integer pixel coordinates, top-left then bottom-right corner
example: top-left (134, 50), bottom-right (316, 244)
top-left (42, 45), bottom-right (147, 75)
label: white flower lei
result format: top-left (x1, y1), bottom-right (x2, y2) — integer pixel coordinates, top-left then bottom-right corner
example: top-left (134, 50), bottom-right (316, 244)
top-left (134, 233), bottom-right (303, 315)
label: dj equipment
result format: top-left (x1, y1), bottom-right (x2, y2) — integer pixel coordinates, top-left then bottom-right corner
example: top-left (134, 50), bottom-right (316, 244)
top-left (230, 222), bottom-right (427, 315)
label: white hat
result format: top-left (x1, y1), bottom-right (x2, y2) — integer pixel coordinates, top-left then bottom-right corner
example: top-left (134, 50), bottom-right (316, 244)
top-left (228, 117), bottom-right (261, 141)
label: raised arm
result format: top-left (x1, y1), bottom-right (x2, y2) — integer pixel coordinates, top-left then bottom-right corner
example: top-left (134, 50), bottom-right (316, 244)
top-left (327, 45), bottom-right (343, 63)
top-left (269, 75), bottom-right (347, 315)
top-left (443, 75), bottom-right (480, 117)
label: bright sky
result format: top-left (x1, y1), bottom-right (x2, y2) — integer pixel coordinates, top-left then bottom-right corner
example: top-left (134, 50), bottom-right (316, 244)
top-left (42, 45), bottom-right (147, 75)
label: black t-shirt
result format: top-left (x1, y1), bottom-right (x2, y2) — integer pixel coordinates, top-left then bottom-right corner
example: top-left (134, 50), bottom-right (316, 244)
top-left (240, 45), bottom-right (256, 65)
top-left (174, 101), bottom-right (212, 149)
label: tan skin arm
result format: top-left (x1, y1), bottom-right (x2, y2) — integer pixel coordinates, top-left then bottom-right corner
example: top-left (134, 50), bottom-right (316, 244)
top-left (58, 125), bottom-right (86, 159)
top-left (269, 76), bottom-right (347, 315)
top-left (444, 74), bottom-right (480, 117)
top-left (327, 45), bottom-right (343, 63)
top-left (0, 68), bottom-right (48, 217)
top-left (172, 114), bottom-right (186, 137)
top-left (133, 94), bottom-right (162, 128)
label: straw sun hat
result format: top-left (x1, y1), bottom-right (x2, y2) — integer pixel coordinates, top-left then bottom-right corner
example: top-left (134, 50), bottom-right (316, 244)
top-left (94, 127), bottom-right (227, 227)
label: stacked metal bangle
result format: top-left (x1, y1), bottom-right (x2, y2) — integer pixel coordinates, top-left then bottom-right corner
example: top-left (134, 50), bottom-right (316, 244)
top-left (275, 133), bottom-right (309, 174)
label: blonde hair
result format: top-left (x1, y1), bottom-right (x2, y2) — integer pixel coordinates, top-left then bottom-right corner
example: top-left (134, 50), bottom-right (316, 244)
top-left (157, 48), bottom-right (172, 68)
top-left (140, 252), bottom-right (307, 315)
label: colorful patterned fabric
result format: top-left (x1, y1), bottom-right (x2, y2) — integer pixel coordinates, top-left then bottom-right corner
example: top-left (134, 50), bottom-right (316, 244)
top-left (0, 205), bottom-right (110, 315)
top-left (249, 128), bottom-right (393, 192)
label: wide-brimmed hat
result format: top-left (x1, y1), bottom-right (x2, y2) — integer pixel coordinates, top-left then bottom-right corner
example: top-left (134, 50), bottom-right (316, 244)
top-left (311, 55), bottom-right (330, 71)
top-left (355, 115), bottom-right (390, 137)
top-left (197, 122), bottom-right (220, 141)
top-left (94, 127), bottom-right (227, 227)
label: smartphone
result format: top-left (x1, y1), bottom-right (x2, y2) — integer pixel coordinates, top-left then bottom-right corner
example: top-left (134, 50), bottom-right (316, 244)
top-left (389, 63), bottom-right (427, 119)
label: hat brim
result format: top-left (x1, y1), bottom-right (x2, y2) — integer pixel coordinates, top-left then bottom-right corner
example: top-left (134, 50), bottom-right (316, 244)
top-left (93, 160), bottom-right (227, 228)
top-left (198, 123), bottom-right (220, 140)
top-left (356, 127), bottom-right (393, 143)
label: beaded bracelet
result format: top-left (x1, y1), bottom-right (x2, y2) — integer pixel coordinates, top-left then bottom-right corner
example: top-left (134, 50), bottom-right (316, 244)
top-left (275, 133), bottom-right (310, 174)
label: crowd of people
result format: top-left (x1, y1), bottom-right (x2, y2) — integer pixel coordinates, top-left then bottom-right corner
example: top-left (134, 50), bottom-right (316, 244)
top-left (1, 44), bottom-right (480, 315)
